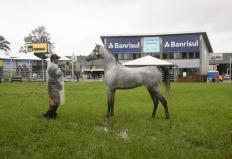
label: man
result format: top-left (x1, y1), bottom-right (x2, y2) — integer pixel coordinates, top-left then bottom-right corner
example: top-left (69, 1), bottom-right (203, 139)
top-left (43, 54), bottom-right (65, 119)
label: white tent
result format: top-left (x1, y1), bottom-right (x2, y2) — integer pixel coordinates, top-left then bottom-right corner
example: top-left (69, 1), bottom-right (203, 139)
top-left (45, 55), bottom-right (71, 61)
top-left (123, 55), bottom-right (173, 66)
top-left (7, 53), bottom-right (41, 60)
top-left (7, 53), bottom-right (42, 79)
top-left (0, 53), bottom-right (10, 59)
top-left (17, 53), bottom-right (42, 60)
top-left (1, 52), bottom-right (42, 60)
top-left (60, 56), bottom-right (71, 61)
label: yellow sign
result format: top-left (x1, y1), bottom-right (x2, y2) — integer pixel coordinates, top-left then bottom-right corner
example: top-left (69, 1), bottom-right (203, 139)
top-left (0, 59), bottom-right (3, 67)
top-left (27, 43), bottom-right (49, 53)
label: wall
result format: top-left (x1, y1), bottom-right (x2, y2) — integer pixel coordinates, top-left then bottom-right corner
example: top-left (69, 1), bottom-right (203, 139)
top-left (200, 35), bottom-right (210, 75)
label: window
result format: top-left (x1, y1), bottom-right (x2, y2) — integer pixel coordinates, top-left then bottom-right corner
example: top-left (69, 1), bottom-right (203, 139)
top-left (163, 53), bottom-right (167, 59)
top-left (174, 52), bottom-right (181, 59)
top-left (192, 68), bottom-right (199, 74)
top-left (133, 54), bottom-right (136, 59)
top-left (188, 52), bottom-right (194, 59)
top-left (182, 52), bottom-right (187, 59)
top-left (179, 68), bottom-right (200, 75)
top-left (168, 52), bottom-right (174, 59)
top-left (118, 54), bottom-right (123, 60)
top-left (179, 68), bottom-right (183, 75)
top-left (124, 54), bottom-right (129, 60)
top-left (195, 52), bottom-right (200, 59)
top-left (153, 53), bottom-right (160, 59)
top-left (123, 54), bottom-right (133, 60)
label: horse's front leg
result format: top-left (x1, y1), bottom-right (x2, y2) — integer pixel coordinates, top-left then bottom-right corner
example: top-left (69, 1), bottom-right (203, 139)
top-left (107, 88), bottom-right (115, 117)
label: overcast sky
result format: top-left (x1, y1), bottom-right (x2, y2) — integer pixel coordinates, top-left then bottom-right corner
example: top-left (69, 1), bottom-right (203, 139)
top-left (1, 0), bottom-right (232, 56)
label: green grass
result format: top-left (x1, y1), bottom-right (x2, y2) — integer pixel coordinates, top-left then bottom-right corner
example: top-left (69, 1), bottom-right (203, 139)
top-left (0, 82), bottom-right (232, 159)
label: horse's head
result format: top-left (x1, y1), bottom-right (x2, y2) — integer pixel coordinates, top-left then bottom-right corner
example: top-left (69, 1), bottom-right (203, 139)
top-left (86, 44), bottom-right (103, 62)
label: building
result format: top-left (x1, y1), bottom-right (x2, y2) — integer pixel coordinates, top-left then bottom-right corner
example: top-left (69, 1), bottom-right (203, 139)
top-left (100, 32), bottom-right (213, 81)
top-left (209, 53), bottom-right (232, 78)
top-left (77, 56), bottom-right (104, 79)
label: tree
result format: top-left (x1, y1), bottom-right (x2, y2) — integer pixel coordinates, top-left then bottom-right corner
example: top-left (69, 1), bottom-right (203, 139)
top-left (23, 26), bottom-right (54, 53)
top-left (0, 36), bottom-right (10, 53)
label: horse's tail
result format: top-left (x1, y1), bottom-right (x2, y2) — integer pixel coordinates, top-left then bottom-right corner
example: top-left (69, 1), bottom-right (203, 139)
top-left (158, 66), bottom-right (171, 98)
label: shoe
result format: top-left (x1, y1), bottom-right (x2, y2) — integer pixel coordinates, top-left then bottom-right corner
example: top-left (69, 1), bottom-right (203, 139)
top-left (52, 112), bottom-right (58, 119)
top-left (43, 110), bottom-right (52, 119)
top-left (43, 107), bottom-right (58, 119)
top-left (50, 108), bottom-right (58, 119)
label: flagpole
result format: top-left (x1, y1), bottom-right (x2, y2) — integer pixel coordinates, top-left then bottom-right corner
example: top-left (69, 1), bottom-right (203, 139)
top-left (10, 58), bottom-right (12, 79)
top-left (230, 56), bottom-right (231, 80)
top-left (72, 52), bottom-right (75, 82)
top-left (42, 59), bottom-right (44, 81)
top-left (72, 61), bottom-right (74, 81)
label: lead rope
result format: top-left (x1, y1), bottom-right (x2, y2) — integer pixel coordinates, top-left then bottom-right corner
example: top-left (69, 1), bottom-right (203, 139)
top-left (115, 55), bottom-right (121, 66)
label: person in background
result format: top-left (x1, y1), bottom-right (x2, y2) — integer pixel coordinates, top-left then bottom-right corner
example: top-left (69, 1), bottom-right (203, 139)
top-left (219, 74), bottom-right (223, 82)
top-left (43, 54), bottom-right (65, 119)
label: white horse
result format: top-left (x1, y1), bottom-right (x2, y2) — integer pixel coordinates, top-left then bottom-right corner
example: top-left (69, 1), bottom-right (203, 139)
top-left (86, 44), bottom-right (171, 119)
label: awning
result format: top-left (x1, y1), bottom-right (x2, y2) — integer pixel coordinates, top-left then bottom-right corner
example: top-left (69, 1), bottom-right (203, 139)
top-left (123, 55), bottom-right (173, 66)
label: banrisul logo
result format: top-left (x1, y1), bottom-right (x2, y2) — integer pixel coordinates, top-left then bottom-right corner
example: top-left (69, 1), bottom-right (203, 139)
top-left (107, 37), bottom-right (141, 53)
top-left (108, 42), bottom-right (140, 49)
top-left (163, 35), bottom-right (200, 52)
top-left (108, 43), bottom-right (114, 49)
top-left (164, 40), bottom-right (199, 48)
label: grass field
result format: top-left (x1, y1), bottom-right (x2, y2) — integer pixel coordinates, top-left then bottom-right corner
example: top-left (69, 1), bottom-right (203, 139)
top-left (0, 82), bottom-right (232, 159)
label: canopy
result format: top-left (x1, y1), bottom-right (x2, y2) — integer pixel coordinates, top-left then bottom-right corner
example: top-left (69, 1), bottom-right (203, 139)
top-left (123, 55), bottom-right (173, 66)
top-left (0, 52), bottom-right (10, 59)
top-left (59, 56), bottom-right (71, 61)
top-left (45, 55), bottom-right (71, 61)
top-left (1, 52), bottom-right (41, 60)
top-left (16, 53), bottom-right (42, 60)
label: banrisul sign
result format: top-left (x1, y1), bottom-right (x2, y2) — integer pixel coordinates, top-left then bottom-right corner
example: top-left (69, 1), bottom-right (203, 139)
top-left (143, 37), bottom-right (160, 53)
top-left (163, 35), bottom-right (200, 52)
top-left (106, 37), bottom-right (141, 53)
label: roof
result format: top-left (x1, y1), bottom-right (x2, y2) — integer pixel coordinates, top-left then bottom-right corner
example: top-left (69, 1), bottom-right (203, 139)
top-left (123, 55), bottom-right (173, 66)
top-left (16, 53), bottom-right (41, 60)
top-left (59, 56), bottom-right (71, 61)
top-left (100, 32), bottom-right (213, 53)
top-left (0, 52), bottom-right (10, 59)
top-left (0, 52), bottom-right (41, 60)
top-left (45, 55), bottom-right (71, 61)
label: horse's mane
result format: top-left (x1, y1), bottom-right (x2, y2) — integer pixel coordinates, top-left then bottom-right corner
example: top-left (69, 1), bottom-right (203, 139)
top-left (100, 45), bottom-right (122, 66)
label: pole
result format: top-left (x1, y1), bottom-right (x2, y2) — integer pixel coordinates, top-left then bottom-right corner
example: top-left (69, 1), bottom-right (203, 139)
top-left (230, 56), bottom-right (231, 80)
top-left (72, 61), bottom-right (74, 81)
top-left (10, 58), bottom-right (12, 79)
top-left (29, 60), bottom-right (31, 81)
top-left (42, 60), bottom-right (45, 81)
top-left (72, 52), bottom-right (75, 82)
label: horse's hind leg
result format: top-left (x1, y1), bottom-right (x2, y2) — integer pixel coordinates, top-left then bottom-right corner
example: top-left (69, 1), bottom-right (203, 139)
top-left (107, 88), bottom-right (115, 117)
top-left (158, 95), bottom-right (170, 119)
top-left (148, 89), bottom-right (159, 118)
